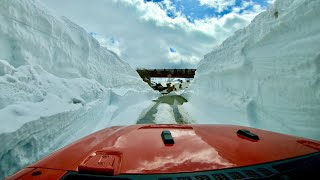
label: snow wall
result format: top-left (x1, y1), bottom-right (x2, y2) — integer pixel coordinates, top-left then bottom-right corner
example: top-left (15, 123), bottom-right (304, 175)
top-left (183, 0), bottom-right (320, 140)
top-left (0, 0), bottom-right (158, 178)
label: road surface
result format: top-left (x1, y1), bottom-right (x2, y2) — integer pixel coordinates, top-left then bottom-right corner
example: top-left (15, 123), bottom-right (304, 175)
top-left (137, 95), bottom-right (189, 124)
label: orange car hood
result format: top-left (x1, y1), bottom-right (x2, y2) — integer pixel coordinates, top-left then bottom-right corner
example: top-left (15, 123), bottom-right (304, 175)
top-left (30, 125), bottom-right (320, 175)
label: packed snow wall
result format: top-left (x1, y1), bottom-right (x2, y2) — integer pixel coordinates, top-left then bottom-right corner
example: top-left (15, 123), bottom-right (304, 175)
top-left (0, 0), bottom-right (158, 178)
top-left (184, 0), bottom-right (320, 140)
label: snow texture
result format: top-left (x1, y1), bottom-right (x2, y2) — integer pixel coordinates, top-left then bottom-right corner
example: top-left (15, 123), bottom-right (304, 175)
top-left (183, 0), bottom-right (320, 140)
top-left (153, 104), bottom-right (177, 124)
top-left (0, 0), bottom-right (158, 178)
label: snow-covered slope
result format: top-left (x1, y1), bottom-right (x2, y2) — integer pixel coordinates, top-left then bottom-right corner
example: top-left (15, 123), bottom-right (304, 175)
top-left (183, 0), bottom-right (320, 140)
top-left (0, 0), bottom-right (158, 178)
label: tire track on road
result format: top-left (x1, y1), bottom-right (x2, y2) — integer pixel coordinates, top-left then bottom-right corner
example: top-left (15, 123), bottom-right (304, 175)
top-left (136, 95), bottom-right (189, 124)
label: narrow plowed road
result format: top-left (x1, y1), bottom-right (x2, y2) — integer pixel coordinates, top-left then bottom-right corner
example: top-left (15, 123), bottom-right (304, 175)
top-left (137, 95), bottom-right (189, 124)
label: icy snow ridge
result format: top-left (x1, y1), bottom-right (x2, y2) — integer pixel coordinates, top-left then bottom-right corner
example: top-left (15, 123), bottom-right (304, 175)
top-left (0, 0), bottom-right (158, 178)
top-left (0, 0), bottom-right (144, 89)
top-left (184, 0), bottom-right (320, 140)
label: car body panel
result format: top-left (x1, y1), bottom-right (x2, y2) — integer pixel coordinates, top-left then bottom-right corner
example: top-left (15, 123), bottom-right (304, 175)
top-left (6, 124), bottom-right (320, 179)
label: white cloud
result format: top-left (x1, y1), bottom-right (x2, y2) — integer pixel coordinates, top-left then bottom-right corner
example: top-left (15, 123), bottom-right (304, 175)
top-left (252, 4), bottom-right (264, 12)
top-left (267, 0), bottom-right (276, 4)
top-left (41, 0), bottom-right (265, 68)
top-left (242, 0), bottom-right (254, 9)
top-left (91, 33), bottom-right (123, 57)
top-left (198, 0), bottom-right (236, 12)
top-left (168, 49), bottom-right (200, 65)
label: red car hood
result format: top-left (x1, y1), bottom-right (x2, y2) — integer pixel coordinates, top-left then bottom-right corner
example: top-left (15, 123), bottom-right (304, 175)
top-left (25, 124), bottom-right (319, 175)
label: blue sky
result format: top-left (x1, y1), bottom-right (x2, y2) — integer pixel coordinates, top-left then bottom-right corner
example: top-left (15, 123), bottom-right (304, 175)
top-left (147, 0), bottom-right (270, 22)
top-left (42, 0), bottom-right (274, 68)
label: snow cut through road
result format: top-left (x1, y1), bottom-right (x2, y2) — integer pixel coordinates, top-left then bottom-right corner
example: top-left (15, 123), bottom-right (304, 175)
top-left (137, 95), bottom-right (190, 124)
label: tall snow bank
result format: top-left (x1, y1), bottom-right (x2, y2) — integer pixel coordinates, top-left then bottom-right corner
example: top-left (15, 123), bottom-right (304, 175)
top-left (184, 0), bottom-right (320, 140)
top-left (0, 0), bottom-right (158, 178)
top-left (0, 0), bottom-right (143, 89)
